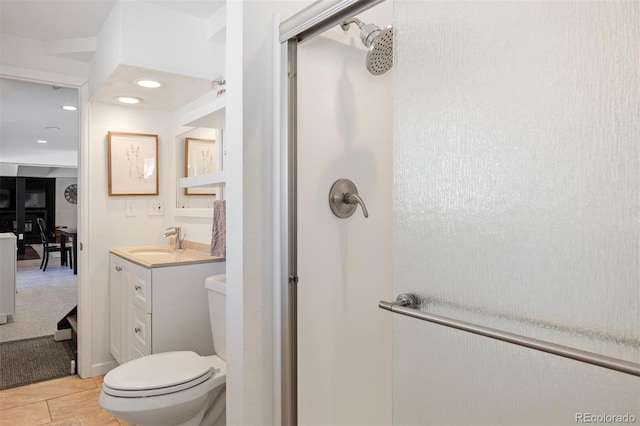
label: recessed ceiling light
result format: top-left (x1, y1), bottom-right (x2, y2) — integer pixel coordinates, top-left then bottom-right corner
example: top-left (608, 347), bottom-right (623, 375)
top-left (37, 140), bottom-right (48, 144)
top-left (116, 96), bottom-right (142, 104)
top-left (62, 105), bottom-right (77, 111)
top-left (136, 79), bottom-right (162, 89)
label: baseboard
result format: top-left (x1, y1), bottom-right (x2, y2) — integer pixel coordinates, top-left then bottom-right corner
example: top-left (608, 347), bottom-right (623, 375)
top-left (90, 360), bottom-right (117, 378)
top-left (54, 329), bottom-right (72, 341)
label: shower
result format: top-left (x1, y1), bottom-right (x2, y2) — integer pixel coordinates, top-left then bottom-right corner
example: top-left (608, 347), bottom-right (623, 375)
top-left (340, 17), bottom-right (393, 75)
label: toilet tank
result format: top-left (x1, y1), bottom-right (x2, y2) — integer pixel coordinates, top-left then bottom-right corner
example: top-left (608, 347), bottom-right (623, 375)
top-left (205, 275), bottom-right (226, 360)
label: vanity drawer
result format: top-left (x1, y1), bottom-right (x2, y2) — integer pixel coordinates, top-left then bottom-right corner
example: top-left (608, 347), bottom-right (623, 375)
top-left (131, 265), bottom-right (152, 313)
top-left (131, 306), bottom-right (152, 355)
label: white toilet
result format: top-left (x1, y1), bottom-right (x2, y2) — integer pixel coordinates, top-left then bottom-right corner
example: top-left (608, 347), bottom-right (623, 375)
top-left (99, 275), bottom-right (227, 426)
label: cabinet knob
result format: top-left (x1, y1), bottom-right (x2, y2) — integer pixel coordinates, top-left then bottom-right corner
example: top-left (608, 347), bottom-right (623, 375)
top-left (134, 285), bottom-right (141, 291)
top-left (115, 266), bottom-right (122, 272)
top-left (134, 327), bottom-right (141, 333)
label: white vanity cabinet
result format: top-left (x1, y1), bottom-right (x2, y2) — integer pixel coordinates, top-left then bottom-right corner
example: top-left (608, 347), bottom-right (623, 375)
top-left (109, 253), bottom-right (225, 365)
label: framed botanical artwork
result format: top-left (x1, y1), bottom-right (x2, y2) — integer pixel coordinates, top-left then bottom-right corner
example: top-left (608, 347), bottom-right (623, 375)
top-left (185, 137), bottom-right (218, 195)
top-left (108, 131), bottom-right (159, 196)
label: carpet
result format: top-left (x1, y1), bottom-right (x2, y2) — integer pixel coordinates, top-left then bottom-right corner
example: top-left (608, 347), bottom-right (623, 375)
top-left (2, 262), bottom-right (77, 343)
top-left (0, 335), bottom-right (75, 390)
top-left (17, 245), bottom-right (40, 261)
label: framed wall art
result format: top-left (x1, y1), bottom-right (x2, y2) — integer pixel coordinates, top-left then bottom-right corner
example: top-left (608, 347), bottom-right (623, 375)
top-left (185, 137), bottom-right (218, 195)
top-left (108, 131), bottom-right (159, 196)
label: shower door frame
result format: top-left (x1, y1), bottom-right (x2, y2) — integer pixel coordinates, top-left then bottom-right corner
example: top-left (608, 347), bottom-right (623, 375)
top-left (278, 1), bottom-right (386, 424)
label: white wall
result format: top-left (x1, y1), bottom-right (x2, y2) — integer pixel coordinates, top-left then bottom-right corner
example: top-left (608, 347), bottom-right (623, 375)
top-left (296, 2), bottom-right (393, 423)
top-left (89, 1), bottom-right (122, 98)
top-left (121, 2), bottom-right (224, 81)
top-left (223, 1), bottom-right (316, 424)
top-left (89, 1), bottom-right (224, 99)
top-left (85, 101), bottom-right (174, 375)
top-left (0, 34), bottom-right (88, 85)
top-left (224, 3), bottom-right (244, 424)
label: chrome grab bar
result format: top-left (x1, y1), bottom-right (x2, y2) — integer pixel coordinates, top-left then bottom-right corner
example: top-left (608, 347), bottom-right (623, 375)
top-left (379, 294), bottom-right (640, 377)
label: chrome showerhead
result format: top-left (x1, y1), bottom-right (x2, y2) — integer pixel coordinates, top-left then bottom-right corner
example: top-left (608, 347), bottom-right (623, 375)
top-left (340, 17), bottom-right (393, 75)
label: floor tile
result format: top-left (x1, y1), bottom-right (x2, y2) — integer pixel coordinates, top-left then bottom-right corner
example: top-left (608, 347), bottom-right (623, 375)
top-left (46, 417), bottom-right (83, 426)
top-left (48, 387), bottom-right (119, 425)
top-left (0, 375), bottom-right (96, 411)
top-left (92, 375), bottom-right (104, 387)
top-left (0, 400), bottom-right (51, 425)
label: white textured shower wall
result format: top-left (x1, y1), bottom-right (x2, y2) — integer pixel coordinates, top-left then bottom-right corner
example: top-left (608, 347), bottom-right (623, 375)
top-left (296, 2), bottom-right (394, 424)
top-left (393, 1), bottom-right (639, 424)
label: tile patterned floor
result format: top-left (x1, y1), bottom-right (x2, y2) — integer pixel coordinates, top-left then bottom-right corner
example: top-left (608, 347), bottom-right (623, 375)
top-left (0, 375), bottom-right (131, 426)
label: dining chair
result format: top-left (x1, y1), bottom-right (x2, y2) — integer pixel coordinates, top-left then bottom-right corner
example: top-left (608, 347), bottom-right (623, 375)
top-left (36, 218), bottom-right (72, 271)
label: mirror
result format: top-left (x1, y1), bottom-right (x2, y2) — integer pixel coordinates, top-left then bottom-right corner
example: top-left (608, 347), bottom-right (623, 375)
top-left (173, 93), bottom-right (226, 216)
top-left (175, 128), bottom-right (224, 209)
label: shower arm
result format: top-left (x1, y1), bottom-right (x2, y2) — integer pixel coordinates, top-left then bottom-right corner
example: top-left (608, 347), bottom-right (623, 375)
top-left (340, 18), bottom-right (381, 49)
top-left (340, 18), bottom-right (365, 31)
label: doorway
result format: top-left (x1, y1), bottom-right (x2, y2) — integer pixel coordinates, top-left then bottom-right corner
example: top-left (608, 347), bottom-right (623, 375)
top-left (0, 78), bottom-right (80, 388)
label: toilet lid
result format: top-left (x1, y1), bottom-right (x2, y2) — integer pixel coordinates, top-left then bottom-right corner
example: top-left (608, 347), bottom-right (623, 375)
top-left (104, 351), bottom-right (214, 394)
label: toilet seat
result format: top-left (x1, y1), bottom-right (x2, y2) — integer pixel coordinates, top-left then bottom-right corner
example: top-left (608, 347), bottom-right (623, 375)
top-left (103, 351), bottom-right (218, 398)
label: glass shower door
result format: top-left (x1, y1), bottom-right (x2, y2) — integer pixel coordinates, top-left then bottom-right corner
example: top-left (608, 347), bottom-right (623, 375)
top-left (392, 1), bottom-right (639, 424)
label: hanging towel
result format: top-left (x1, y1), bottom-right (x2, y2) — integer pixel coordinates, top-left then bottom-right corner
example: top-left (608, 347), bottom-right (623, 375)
top-left (210, 200), bottom-right (226, 258)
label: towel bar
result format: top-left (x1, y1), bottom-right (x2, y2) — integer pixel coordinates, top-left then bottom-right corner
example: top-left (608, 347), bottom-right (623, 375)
top-left (379, 294), bottom-right (640, 377)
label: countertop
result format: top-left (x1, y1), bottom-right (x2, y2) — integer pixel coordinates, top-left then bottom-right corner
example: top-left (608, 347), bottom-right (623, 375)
top-left (110, 241), bottom-right (224, 268)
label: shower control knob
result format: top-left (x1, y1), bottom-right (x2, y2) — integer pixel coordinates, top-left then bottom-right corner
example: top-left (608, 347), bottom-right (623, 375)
top-left (329, 179), bottom-right (369, 219)
top-left (344, 193), bottom-right (369, 217)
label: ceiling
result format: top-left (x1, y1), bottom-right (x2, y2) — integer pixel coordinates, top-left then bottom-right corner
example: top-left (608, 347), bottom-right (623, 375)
top-left (0, 78), bottom-right (80, 168)
top-left (0, 0), bottom-right (225, 170)
top-left (0, 1), bottom-right (225, 42)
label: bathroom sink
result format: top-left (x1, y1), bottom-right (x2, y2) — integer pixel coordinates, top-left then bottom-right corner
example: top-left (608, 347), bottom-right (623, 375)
top-left (129, 248), bottom-right (174, 255)
top-left (111, 244), bottom-right (221, 268)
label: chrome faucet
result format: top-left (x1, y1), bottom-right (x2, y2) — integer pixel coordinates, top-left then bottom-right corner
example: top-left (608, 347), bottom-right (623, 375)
top-left (163, 226), bottom-right (185, 250)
